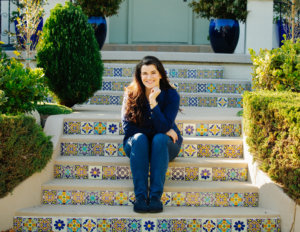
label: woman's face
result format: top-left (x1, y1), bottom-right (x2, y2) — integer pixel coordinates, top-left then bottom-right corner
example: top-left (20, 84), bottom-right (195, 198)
top-left (141, 64), bottom-right (161, 90)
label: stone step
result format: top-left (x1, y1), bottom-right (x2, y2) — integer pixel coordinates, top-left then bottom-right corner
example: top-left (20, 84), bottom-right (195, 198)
top-left (53, 157), bottom-right (248, 182)
top-left (41, 180), bottom-right (258, 207)
top-left (103, 63), bottom-right (224, 79)
top-left (85, 91), bottom-right (243, 108)
top-left (63, 117), bottom-right (242, 137)
top-left (14, 206), bottom-right (280, 231)
top-left (101, 77), bottom-right (251, 94)
top-left (60, 135), bottom-right (243, 159)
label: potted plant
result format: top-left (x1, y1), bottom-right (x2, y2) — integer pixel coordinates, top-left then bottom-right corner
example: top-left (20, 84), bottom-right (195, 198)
top-left (74, 0), bottom-right (124, 49)
top-left (189, 0), bottom-right (248, 53)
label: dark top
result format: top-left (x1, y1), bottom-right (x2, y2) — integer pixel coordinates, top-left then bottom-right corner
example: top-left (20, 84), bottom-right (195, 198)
top-left (121, 88), bottom-right (183, 147)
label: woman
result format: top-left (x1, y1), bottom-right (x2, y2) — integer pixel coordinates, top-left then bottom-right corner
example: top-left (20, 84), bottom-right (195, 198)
top-left (122, 56), bottom-right (183, 213)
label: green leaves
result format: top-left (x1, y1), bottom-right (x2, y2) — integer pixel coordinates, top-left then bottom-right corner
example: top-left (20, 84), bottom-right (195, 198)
top-left (250, 38), bottom-right (300, 93)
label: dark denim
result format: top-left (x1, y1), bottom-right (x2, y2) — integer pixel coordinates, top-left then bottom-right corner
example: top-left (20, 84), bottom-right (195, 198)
top-left (124, 133), bottom-right (181, 200)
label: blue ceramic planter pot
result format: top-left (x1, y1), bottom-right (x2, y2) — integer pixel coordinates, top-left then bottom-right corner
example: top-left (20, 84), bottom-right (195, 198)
top-left (209, 19), bottom-right (239, 53)
top-left (88, 16), bottom-right (107, 50)
top-left (14, 17), bottom-right (43, 50)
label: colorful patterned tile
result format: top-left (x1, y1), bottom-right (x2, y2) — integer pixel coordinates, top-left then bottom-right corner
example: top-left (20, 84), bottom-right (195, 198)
top-left (52, 218), bottom-right (67, 232)
top-left (57, 191), bottom-right (72, 205)
top-left (171, 192), bottom-right (186, 206)
top-left (215, 193), bottom-right (229, 207)
top-left (67, 218), bottom-right (82, 231)
top-left (213, 168), bottom-right (227, 181)
top-left (88, 166), bottom-right (102, 180)
top-left (43, 190), bottom-right (57, 204)
top-left (226, 84), bottom-right (236, 93)
top-left (207, 83), bottom-right (217, 93)
top-left (198, 97), bottom-right (208, 107)
top-left (128, 219), bottom-right (142, 232)
top-left (100, 191), bottom-right (115, 205)
top-left (157, 219), bottom-right (172, 232)
top-left (89, 96), bottom-right (100, 104)
top-left (102, 81), bottom-right (112, 91)
top-left (237, 98), bottom-right (243, 108)
top-left (22, 218), bottom-right (38, 231)
top-left (113, 68), bottom-right (123, 77)
top-left (62, 165), bottom-right (75, 179)
top-left (232, 219), bottom-right (247, 232)
top-left (142, 219), bottom-right (157, 232)
top-left (102, 166), bottom-right (117, 180)
top-left (221, 124), bottom-right (235, 137)
top-left (171, 167), bottom-right (185, 181)
top-left (117, 166), bottom-right (131, 179)
top-left (196, 124), bottom-right (209, 136)
top-left (200, 192), bottom-right (215, 207)
top-left (183, 123), bottom-right (196, 136)
top-left (228, 98), bottom-right (238, 108)
top-left (234, 124), bottom-right (242, 137)
top-left (118, 143), bottom-right (126, 157)
top-left (178, 69), bottom-right (187, 78)
top-left (216, 83), bottom-right (226, 93)
top-left (119, 122), bottom-right (124, 135)
top-left (123, 68), bottom-right (133, 77)
top-left (224, 145), bottom-right (243, 158)
top-left (217, 219), bottom-right (232, 232)
top-left (107, 122), bottom-right (119, 135)
top-left (94, 122), bottom-right (106, 135)
top-left (37, 218), bottom-right (52, 231)
top-left (208, 124), bottom-right (221, 136)
top-left (186, 219), bottom-right (202, 232)
top-left (185, 167), bottom-right (199, 181)
top-left (210, 145), bottom-right (224, 158)
top-left (78, 143), bottom-right (92, 155)
top-left (199, 168), bottom-right (213, 181)
top-left (82, 218), bottom-right (97, 232)
top-left (178, 146), bottom-right (184, 157)
top-left (188, 97), bottom-right (198, 107)
top-left (229, 193), bottom-right (244, 207)
top-left (128, 191), bottom-right (135, 206)
top-left (165, 167), bottom-right (172, 180)
top-left (240, 168), bottom-right (248, 181)
top-left (81, 122), bottom-right (94, 135)
top-left (97, 218), bottom-right (112, 232)
top-left (235, 84), bottom-right (245, 94)
top-left (247, 219), bottom-right (262, 232)
top-left (244, 193), bottom-right (259, 207)
top-left (208, 97), bottom-right (218, 107)
top-left (169, 69), bottom-right (178, 78)
top-left (176, 123), bottom-right (183, 135)
top-left (71, 191), bottom-right (86, 205)
top-left (91, 143), bottom-right (105, 156)
top-left (65, 121), bottom-right (81, 134)
top-left (180, 96), bottom-right (189, 106)
top-left (197, 83), bottom-right (207, 92)
top-left (218, 97), bottom-right (228, 108)
top-left (62, 143), bottom-right (78, 156)
top-left (198, 144), bottom-right (210, 157)
top-left (104, 67), bottom-right (114, 77)
top-left (74, 165), bottom-right (88, 179)
top-left (13, 217), bottom-right (23, 232)
top-left (109, 96), bottom-right (120, 105)
top-left (226, 168), bottom-right (241, 181)
top-left (104, 143), bottom-right (118, 156)
top-left (86, 191), bottom-right (100, 205)
top-left (187, 69), bottom-right (197, 78)
top-left (161, 192), bottom-right (172, 206)
top-left (183, 144), bottom-right (198, 157)
top-left (186, 192), bottom-right (201, 206)
top-left (172, 219), bottom-right (187, 232)
top-left (114, 191), bottom-right (129, 205)
top-left (261, 218), bottom-right (279, 232)
top-left (54, 165), bottom-right (63, 179)
top-left (203, 219), bottom-right (217, 232)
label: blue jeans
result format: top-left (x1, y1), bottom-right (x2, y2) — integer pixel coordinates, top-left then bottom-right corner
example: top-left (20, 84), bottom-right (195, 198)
top-left (124, 133), bottom-right (181, 200)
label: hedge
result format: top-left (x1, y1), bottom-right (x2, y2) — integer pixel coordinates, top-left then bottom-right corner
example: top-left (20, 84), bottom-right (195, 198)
top-left (243, 90), bottom-right (300, 203)
top-left (0, 115), bottom-right (53, 198)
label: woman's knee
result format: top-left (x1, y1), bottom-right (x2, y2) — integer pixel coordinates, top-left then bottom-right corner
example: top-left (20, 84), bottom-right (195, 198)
top-left (132, 133), bottom-right (148, 145)
top-left (152, 133), bottom-right (169, 146)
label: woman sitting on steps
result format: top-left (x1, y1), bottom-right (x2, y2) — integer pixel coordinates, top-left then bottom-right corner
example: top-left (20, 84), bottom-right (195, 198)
top-left (121, 55), bottom-right (183, 213)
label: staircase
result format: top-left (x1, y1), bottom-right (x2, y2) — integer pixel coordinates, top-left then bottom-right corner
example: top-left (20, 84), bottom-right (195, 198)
top-left (13, 61), bottom-right (281, 231)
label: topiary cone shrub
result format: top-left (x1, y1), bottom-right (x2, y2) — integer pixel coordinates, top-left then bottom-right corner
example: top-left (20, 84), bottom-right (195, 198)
top-left (36, 2), bottom-right (104, 107)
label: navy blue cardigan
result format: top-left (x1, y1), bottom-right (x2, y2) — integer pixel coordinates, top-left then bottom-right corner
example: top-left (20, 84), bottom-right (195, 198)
top-left (121, 88), bottom-right (183, 147)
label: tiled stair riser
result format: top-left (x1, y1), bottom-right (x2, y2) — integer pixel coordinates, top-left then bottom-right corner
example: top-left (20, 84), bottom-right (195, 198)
top-left (103, 64), bottom-right (224, 79)
top-left (86, 94), bottom-right (243, 108)
top-left (101, 80), bottom-right (251, 94)
top-left (54, 165), bottom-right (247, 182)
top-left (63, 121), bottom-right (242, 137)
top-left (42, 190), bottom-right (258, 207)
top-left (60, 142), bottom-right (243, 159)
top-left (14, 216), bottom-right (280, 232)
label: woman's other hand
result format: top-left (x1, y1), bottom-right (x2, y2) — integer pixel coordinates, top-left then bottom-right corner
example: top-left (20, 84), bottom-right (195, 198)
top-left (166, 129), bottom-right (178, 143)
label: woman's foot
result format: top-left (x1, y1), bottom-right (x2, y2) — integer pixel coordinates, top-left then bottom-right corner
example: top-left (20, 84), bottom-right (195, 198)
top-left (133, 197), bottom-right (148, 213)
top-left (148, 197), bottom-right (163, 213)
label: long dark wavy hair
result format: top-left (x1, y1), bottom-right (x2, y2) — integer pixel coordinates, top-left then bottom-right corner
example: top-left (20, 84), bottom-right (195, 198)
top-left (124, 56), bottom-right (174, 126)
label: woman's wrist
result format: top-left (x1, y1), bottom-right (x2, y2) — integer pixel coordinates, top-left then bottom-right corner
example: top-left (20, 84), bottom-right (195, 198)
top-left (150, 101), bottom-right (157, 109)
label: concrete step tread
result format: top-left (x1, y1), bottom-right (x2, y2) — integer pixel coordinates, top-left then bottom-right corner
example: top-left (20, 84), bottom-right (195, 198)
top-left (42, 179), bottom-right (257, 192)
top-left (15, 205), bottom-right (279, 218)
top-left (55, 156), bottom-right (248, 167)
top-left (60, 134), bottom-right (243, 144)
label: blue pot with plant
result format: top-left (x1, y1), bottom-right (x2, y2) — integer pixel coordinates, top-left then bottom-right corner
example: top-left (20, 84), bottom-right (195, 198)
top-left (189, 0), bottom-right (247, 53)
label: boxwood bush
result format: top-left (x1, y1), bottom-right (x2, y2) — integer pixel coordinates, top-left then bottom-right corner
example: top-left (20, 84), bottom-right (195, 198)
top-left (0, 114), bottom-right (53, 198)
top-left (37, 2), bottom-right (104, 107)
top-left (243, 91), bottom-right (300, 203)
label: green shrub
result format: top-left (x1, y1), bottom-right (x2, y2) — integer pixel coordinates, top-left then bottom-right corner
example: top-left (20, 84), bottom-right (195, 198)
top-left (36, 103), bottom-right (72, 115)
top-left (249, 38), bottom-right (300, 92)
top-left (37, 2), bottom-right (104, 107)
top-left (243, 91), bottom-right (300, 203)
top-left (0, 56), bottom-right (49, 115)
top-left (0, 90), bottom-right (7, 107)
top-left (0, 114), bottom-right (53, 198)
